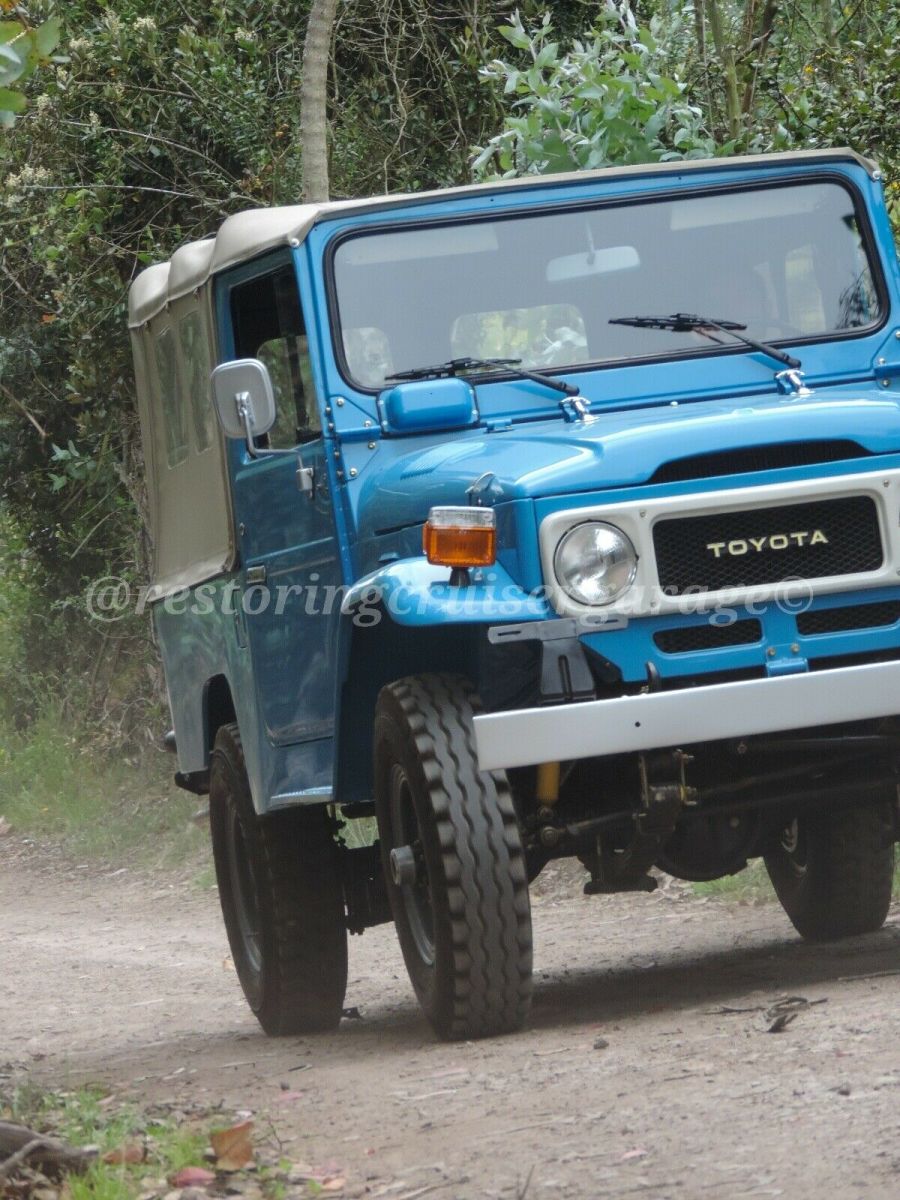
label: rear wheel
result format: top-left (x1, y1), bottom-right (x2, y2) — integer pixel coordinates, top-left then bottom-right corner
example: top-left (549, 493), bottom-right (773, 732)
top-left (210, 724), bottom-right (347, 1034)
top-left (764, 802), bottom-right (895, 941)
top-left (374, 674), bottom-right (533, 1040)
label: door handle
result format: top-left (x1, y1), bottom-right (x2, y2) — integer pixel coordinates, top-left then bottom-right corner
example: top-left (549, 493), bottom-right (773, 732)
top-left (296, 465), bottom-right (314, 497)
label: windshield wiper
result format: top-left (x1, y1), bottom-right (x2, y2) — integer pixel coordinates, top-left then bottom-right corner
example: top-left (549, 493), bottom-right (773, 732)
top-left (609, 312), bottom-right (802, 374)
top-left (386, 356), bottom-right (582, 399)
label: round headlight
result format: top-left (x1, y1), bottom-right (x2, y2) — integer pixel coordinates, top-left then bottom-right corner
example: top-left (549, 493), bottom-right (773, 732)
top-left (553, 521), bottom-right (638, 606)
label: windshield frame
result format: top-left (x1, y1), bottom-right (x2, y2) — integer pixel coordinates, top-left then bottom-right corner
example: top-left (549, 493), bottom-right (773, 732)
top-left (324, 172), bottom-right (889, 397)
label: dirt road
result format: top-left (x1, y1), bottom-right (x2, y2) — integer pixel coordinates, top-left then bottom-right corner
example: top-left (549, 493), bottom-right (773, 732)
top-left (2, 838), bottom-right (900, 1199)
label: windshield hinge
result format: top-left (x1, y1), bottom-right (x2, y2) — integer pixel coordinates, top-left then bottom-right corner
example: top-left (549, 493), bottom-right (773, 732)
top-left (775, 368), bottom-right (813, 397)
top-left (561, 395), bottom-right (591, 422)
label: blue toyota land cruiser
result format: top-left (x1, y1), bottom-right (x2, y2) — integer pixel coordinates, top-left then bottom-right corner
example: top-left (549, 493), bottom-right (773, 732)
top-left (128, 149), bottom-right (900, 1041)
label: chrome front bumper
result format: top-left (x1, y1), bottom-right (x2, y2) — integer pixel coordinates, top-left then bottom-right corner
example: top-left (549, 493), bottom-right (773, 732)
top-left (472, 659), bottom-right (900, 770)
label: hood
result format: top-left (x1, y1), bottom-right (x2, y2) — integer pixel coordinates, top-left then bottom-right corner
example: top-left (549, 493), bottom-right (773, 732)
top-left (355, 386), bottom-right (900, 538)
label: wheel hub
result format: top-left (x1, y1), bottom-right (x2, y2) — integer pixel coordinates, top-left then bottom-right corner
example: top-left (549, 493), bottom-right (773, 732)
top-left (388, 763), bottom-right (435, 965)
top-left (390, 844), bottom-right (419, 887)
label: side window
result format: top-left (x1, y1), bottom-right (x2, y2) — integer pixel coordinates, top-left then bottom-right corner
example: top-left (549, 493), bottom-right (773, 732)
top-left (230, 267), bottom-right (321, 449)
top-left (178, 311), bottom-right (214, 452)
top-left (154, 327), bottom-right (188, 468)
top-left (257, 333), bottom-right (319, 447)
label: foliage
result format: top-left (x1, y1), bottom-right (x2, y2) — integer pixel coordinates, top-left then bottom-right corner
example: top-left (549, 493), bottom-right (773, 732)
top-left (473, 2), bottom-right (899, 235)
top-left (0, 1), bottom-right (539, 744)
top-left (329, 0), bottom-right (607, 196)
top-left (0, 10), bottom-right (59, 126)
top-left (473, 8), bottom-right (717, 178)
top-left (766, 0), bottom-right (900, 229)
top-left (0, 1), bottom-right (320, 740)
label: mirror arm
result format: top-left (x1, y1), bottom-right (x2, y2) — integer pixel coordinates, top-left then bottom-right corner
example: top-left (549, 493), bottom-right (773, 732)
top-left (234, 390), bottom-right (311, 490)
top-left (236, 392), bottom-right (262, 459)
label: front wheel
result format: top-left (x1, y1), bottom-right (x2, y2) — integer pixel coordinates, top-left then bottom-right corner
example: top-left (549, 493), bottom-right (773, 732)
top-left (210, 724), bottom-right (348, 1034)
top-left (374, 674), bottom-right (533, 1040)
top-left (764, 802), bottom-right (895, 942)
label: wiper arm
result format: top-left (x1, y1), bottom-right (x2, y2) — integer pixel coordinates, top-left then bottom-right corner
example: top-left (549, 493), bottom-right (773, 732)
top-left (609, 312), bottom-right (802, 371)
top-left (386, 356), bottom-right (581, 398)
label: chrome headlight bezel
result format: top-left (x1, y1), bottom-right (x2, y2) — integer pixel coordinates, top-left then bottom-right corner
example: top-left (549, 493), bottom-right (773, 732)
top-left (553, 520), bottom-right (638, 607)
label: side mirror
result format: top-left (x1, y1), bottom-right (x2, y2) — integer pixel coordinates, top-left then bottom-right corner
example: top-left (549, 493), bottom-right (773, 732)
top-left (211, 359), bottom-right (276, 443)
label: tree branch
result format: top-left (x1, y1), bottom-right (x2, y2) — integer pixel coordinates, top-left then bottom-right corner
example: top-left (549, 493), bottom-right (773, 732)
top-left (0, 380), bottom-right (48, 440)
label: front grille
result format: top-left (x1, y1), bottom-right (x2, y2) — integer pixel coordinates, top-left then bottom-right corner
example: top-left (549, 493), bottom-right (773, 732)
top-left (653, 495), bottom-right (882, 594)
top-left (654, 618), bottom-right (763, 654)
top-left (797, 600), bottom-right (900, 636)
top-left (651, 441), bottom-right (869, 484)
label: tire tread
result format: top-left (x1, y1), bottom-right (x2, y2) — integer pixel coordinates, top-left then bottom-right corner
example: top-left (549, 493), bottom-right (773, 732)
top-left (210, 724), bottom-right (347, 1035)
top-left (765, 802), bottom-right (895, 942)
top-left (379, 674), bottom-right (533, 1040)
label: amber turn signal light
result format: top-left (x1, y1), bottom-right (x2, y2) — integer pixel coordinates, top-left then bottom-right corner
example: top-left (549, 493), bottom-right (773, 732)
top-left (423, 506), bottom-right (496, 568)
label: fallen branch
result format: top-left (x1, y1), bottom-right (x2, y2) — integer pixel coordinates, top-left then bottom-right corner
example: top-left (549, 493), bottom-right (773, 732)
top-left (0, 1138), bottom-right (47, 1181)
top-left (0, 1122), bottom-right (94, 1178)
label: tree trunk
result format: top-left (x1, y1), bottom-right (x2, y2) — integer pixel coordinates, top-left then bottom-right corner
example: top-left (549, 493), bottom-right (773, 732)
top-left (741, 0), bottom-right (779, 117)
top-left (706, 0), bottom-right (742, 143)
top-left (300, 0), bottom-right (340, 203)
top-left (820, 0), bottom-right (835, 46)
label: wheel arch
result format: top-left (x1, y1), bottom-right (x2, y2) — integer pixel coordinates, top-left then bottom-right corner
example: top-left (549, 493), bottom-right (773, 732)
top-left (204, 673), bottom-right (238, 758)
top-left (334, 610), bottom-right (482, 807)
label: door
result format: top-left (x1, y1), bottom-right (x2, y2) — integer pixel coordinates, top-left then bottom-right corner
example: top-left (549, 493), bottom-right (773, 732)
top-left (226, 259), bottom-right (342, 745)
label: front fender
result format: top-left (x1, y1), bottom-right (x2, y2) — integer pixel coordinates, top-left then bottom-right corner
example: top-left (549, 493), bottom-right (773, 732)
top-left (341, 557), bottom-right (552, 627)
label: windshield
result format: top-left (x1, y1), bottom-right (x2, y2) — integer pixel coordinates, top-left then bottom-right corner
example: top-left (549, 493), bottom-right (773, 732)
top-left (331, 180), bottom-right (882, 391)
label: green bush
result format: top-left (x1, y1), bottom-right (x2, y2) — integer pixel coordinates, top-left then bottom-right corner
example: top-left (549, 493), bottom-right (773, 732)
top-left (472, 8), bottom-right (717, 180)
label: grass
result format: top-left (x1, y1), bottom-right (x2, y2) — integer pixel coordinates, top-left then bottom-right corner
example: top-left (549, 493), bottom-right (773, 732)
top-left (0, 1085), bottom-right (326, 1200)
top-left (193, 863), bottom-right (217, 891)
top-left (1, 1085), bottom-right (213, 1200)
top-left (0, 709), bottom-right (206, 868)
top-left (693, 854), bottom-right (900, 901)
top-left (338, 814), bottom-right (377, 849)
top-left (692, 859), bottom-right (775, 901)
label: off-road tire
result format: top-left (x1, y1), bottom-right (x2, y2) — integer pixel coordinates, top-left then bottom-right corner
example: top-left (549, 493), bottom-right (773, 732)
top-left (374, 674), bottom-right (533, 1040)
top-left (764, 802), bottom-right (895, 942)
top-left (209, 724), bottom-right (347, 1034)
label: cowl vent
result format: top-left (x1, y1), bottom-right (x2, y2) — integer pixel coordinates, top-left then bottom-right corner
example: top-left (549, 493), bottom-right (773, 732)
top-left (651, 440), bottom-right (869, 484)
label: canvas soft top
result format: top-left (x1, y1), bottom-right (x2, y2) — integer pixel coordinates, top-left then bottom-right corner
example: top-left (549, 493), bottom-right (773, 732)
top-left (126, 149), bottom-right (876, 329)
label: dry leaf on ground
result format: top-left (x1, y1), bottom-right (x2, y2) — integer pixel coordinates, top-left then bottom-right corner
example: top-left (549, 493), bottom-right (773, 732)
top-left (168, 1167), bottom-right (216, 1187)
top-left (209, 1121), bottom-right (254, 1172)
top-left (102, 1144), bottom-right (144, 1165)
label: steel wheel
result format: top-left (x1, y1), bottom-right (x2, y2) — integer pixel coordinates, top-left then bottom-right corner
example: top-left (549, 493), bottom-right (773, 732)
top-left (374, 673), bottom-right (533, 1040)
top-left (210, 724), bottom-right (348, 1033)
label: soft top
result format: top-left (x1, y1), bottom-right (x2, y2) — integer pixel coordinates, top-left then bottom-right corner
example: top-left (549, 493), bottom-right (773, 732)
top-left (126, 148), bottom-right (876, 329)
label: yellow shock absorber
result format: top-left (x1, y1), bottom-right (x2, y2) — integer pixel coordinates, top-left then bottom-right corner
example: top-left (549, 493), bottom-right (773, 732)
top-left (535, 761), bottom-right (561, 806)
